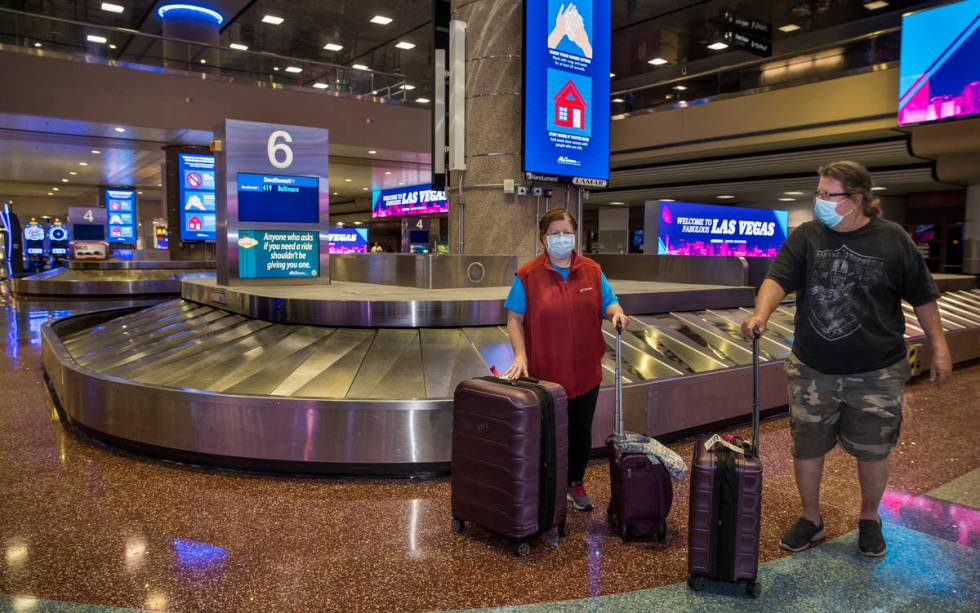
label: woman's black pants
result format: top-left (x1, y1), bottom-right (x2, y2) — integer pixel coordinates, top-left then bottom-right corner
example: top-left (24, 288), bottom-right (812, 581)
top-left (566, 385), bottom-right (600, 484)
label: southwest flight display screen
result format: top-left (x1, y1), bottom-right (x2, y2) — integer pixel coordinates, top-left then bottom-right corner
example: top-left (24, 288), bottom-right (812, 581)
top-left (105, 189), bottom-right (137, 243)
top-left (899, 0), bottom-right (980, 126)
top-left (237, 173), bottom-right (320, 224)
top-left (178, 153), bottom-right (217, 241)
top-left (657, 201), bottom-right (788, 257)
top-left (523, 0), bottom-right (611, 184)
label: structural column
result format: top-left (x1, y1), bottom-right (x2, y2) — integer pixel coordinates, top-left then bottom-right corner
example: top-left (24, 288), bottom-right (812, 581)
top-left (449, 0), bottom-right (539, 262)
top-left (965, 184), bottom-right (980, 275)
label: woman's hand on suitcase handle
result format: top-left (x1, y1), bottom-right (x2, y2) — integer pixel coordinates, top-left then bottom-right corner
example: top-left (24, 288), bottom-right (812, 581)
top-left (741, 315), bottom-right (767, 340)
top-left (611, 311), bottom-right (630, 333)
top-left (503, 354), bottom-right (529, 380)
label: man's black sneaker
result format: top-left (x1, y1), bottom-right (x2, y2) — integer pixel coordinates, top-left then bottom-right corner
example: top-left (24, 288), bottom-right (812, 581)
top-left (858, 518), bottom-right (886, 557)
top-left (779, 517), bottom-right (825, 552)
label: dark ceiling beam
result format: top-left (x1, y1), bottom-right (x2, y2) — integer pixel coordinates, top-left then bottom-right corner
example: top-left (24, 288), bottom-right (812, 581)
top-left (612, 0), bottom-right (711, 34)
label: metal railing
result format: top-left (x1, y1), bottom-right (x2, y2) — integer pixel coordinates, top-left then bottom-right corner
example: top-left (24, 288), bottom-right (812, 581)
top-left (611, 27), bottom-right (902, 117)
top-left (0, 8), bottom-right (411, 102)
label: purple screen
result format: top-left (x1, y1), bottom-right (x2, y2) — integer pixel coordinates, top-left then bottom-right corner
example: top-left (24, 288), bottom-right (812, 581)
top-left (657, 201), bottom-right (789, 258)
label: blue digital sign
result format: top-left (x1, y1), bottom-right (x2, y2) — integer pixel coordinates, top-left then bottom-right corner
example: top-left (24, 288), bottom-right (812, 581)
top-left (178, 153), bottom-right (216, 241)
top-left (237, 173), bottom-right (320, 224)
top-left (328, 227), bottom-right (368, 254)
top-left (105, 189), bottom-right (137, 244)
top-left (524, 0), bottom-right (610, 185)
top-left (657, 201), bottom-right (788, 258)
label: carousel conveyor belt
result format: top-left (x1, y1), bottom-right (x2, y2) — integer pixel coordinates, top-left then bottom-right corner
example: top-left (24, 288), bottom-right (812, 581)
top-left (42, 288), bottom-right (980, 475)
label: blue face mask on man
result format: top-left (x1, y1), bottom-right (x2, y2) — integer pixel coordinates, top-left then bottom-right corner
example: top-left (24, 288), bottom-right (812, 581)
top-left (546, 232), bottom-right (575, 260)
top-left (814, 196), bottom-right (855, 228)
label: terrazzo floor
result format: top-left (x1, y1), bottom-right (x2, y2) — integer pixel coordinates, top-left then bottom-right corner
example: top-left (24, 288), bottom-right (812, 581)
top-left (1, 290), bottom-right (977, 613)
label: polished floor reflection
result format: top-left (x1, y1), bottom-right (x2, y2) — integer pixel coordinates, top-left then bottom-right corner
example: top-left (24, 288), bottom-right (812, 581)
top-left (1, 290), bottom-right (978, 612)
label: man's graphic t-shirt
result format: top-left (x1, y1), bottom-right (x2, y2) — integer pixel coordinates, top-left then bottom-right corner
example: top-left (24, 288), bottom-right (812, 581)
top-left (767, 217), bottom-right (939, 374)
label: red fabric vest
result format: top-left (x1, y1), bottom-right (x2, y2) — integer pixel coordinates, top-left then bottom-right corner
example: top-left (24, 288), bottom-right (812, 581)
top-left (518, 252), bottom-right (606, 399)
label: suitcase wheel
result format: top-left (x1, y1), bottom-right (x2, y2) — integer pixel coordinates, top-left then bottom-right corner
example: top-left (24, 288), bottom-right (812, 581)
top-left (656, 523), bottom-right (667, 543)
top-left (451, 517), bottom-right (464, 533)
top-left (620, 525), bottom-right (631, 542)
top-left (516, 542), bottom-right (531, 557)
top-left (558, 521), bottom-right (570, 538)
top-left (687, 574), bottom-right (705, 592)
top-left (746, 580), bottom-right (761, 599)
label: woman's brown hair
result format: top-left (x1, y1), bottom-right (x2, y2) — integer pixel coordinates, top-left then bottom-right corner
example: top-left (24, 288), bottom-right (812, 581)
top-left (818, 160), bottom-right (881, 218)
top-left (538, 208), bottom-right (578, 242)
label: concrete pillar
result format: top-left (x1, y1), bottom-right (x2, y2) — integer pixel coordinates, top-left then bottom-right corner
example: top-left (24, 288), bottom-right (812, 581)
top-left (965, 184), bottom-right (980, 274)
top-left (596, 207), bottom-right (628, 253)
top-left (449, 0), bottom-right (538, 261)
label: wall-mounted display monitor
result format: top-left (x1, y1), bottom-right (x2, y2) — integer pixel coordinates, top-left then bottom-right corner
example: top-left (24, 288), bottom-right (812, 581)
top-left (523, 0), bottom-right (611, 186)
top-left (327, 227), bottom-right (368, 254)
top-left (74, 224), bottom-right (106, 241)
top-left (23, 223), bottom-right (45, 256)
top-left (372, 184), bottom-right (448, 218)
top-left (48, 224), bottom-right (69, 256)
top-left (178, 153), bottom-right (216, 241)
top-left (657, 201), bottom-right (788, 257)
top-left (105, 189), bottom-right (136, 243)
top-left (237, 229), bottom-right (319, 279)
top-left (237, 173), bottom-right (319, 224)
top-left (898, 0), bottom-right (980, 126)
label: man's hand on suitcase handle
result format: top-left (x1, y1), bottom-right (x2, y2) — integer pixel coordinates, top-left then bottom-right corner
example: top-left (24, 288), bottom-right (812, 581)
top-left (741, 315), bottom-right (766, 340)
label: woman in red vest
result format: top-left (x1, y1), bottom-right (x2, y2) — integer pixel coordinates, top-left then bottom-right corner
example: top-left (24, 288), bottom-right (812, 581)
top-left (503, 208), bottom-right (629, 511)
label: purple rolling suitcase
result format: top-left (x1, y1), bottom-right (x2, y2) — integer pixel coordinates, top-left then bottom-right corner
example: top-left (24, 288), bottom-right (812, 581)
top-left (607, 324), bottom-right (673, 542)
top-left (451, 376), bottom-right (569, 556)
top-left (687, 331), bottom-right (764, 598)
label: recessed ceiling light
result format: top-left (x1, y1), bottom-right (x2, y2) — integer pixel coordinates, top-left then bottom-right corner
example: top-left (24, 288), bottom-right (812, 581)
top-left (109, 43), bottom-right (117, 49)
top-left (323, 43), bottom-right (343, 52)
top-left (864, 1), bottom-right (889, 10)
top-left (101, 2), bottom-right (124, 14)
top-left (717, 195), bottom-right (735, 199)
top-left (137, 191), bottom-right (143, 195)
top-left (395, 41), bottom-right (416, 50)
top-left (371, 90), bottom-right (378, 95)
top-left (362, 187), bottom-right (369, 191)
top-left (352, 63), bottom-right (369, 71)
top-left (87, 34), bottom-right (108, 44)
top-left (778, 197), bottom-right (796, 202)
top-left (52, 187), bottom-right (59, 191)
top-left (400, 84), bottom-right (416, 90)
top-left (609, 201), bottom-right (625, 205)
top-left (285, 66), bottom-right (302, 73)
top-left (262, 15), bottom-right (284, 25)
top-left (370, 15), bottom-right (393, 25)
top-left (368, 150), bottom-right (377, 154)
top-left (312, 82), bottom-right (329, 89)
top-left (345, 178), bottom-right (352, 182)
top-left (612, 98), bottom-right (624, 103)
top-left (91, 150), bottom-right (101, 154)
top-left (200, 58), bottom-right (206, 64)
top-left (114, 127), bottom-right (126, 133)
top-left (778, 24), bottom-right (800, 33)
top-left (273, 67), bottom-right (280, 71)
top-left (78, 162), bottom-right (88, 167)
top-left (648, 58), bottom-right (668, 65)
top-left (416, 97), bottom-right (430, 103)
top-left (332, 192), bottom-right (339, 196)
top-left (784, 191), bottom-right (805, 196)
top-left (229, 43), bottom-right (248, 51)
top-left (47, 192), bottom-right (53, 195)
top-left (673, 85), bottom-right (688, 91)
top-left (677, 100), bottom-right (689, 107)
top-left (385, 171), bottom-right (392, 175)
top-left (34, 42), bottom-right (42, 48)
top-left (398, 182), bottom-right (405, 185)
top-left (69, 171), bottom-right (78, 175)
top-left (610, 72), bottom-right (616, 78)
top-left (61, 178), bottom-right (69, 183)
top-left (871, 186), bottom-right (887, 191)
top-left (707, 42), bottom-right (729, 51)
top-left (660, 198), bottom-right (675, 202)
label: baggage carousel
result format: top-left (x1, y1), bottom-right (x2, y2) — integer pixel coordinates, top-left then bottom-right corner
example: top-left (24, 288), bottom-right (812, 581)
top-left (41, 273), bottom-right (980, 475)
top-left (10, 260), bottom-right (215, 297)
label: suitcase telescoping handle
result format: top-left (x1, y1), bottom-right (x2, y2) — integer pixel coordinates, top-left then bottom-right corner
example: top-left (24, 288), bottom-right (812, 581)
top-left (615, 322), bottom-right (624, 438)
top-left (751, 326), bottom-right (761, 457)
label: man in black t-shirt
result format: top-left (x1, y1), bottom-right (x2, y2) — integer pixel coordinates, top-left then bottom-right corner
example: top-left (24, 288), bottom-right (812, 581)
top-left (741, 160), bottom-right (952, 558)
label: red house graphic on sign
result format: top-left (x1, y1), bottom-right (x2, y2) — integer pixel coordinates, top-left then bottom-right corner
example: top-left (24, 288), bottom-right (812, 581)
top-left (554, 80), bottom-right (586, 130)
top-left (188, 216), bottom-right (202, 231)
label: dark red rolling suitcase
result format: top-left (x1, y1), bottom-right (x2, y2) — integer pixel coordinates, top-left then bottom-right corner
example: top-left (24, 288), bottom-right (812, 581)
top-left (687, 331), bottom-right (764, 598)
top-left (451, 376), bottom-right (569, 556)
top-left (607, 324), bottom-right (673, 542)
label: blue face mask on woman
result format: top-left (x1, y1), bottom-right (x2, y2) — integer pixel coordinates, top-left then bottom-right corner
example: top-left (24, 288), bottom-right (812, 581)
top-left (546, 232), bottom-right (575, 260)
top-left (814, 197), bottom-right (855, 228)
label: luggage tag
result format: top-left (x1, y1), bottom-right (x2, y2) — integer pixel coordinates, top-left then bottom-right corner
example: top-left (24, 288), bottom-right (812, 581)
top-left (704, 434), bottom-right (745, 454)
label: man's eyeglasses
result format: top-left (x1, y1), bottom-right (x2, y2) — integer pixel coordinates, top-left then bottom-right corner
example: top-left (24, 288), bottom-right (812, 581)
top-left (814, 190), bottom-right (851, 200)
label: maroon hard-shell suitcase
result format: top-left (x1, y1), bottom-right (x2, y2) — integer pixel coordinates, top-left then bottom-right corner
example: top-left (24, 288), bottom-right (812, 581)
top-left (451, 376), bottom-right (569, 556)
top-left (687, 332), bottom-right (764, 599)
top-left (607, 324), bottom-right (673, 542)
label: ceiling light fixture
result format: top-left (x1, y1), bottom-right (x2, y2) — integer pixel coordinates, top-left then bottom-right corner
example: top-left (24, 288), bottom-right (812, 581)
top-left (707, 42), bottom-right (729, 51)
top-left (778, 197), bottom-right (796, 202)
top-left (345, 178), bottom-right (352, 182)
top-left (612, 98), bottom-right (624, 103)
top-left (864, 1), bottom-right (889, 10)
top-left (362, 187), bottom-right (369, 191)
top-left (91, 150), bottom-right (101, 154)
top-left (323, 43), bottom-right (343, 52)
top-left (47, 192), bottom-right (53, 196)
top-left (416, 97), bottom-right (430, 103)
top-left (395, 41), bottom-right (416, 50)
top-left (400, 84), bottom-right (416, 90)
top-left (261, 14), bottom-right (284, 25)
top-left (384, 171), bottom-right (392, 175)
top-left (312, 82), bottom-right (329, 89)
top-left (34, 42), bottom-right (42, 48)
top-left (673, 85), bottom-right (688, 91)
top-left (660, 198), bottom-right (675, 202)
top-left (52, 187), bottom-right (59, 191)
top-left (109, 43), bottom-right (117, 49)
top-left (61, 178), bottom-right (69, 183)
top-left (273, 67), bottom-right (280, 71)
top-left (784, 191), bottom-right (805, 196)
top-left (285, 66), bottom-right (302, 73)
top-left (158, 4), bottom-right (224, 24)
top-left (778, 24), bottom-right (801, 33)
top-left (609, 201), bottom-right (625, 205)
top-left (114, 127), bottom-right (126, 133)
top-left (79, 162), bottom-right (88, 166)
top-left (370, 15), bottom-right (393, 25)
top-left (610, 72), bottom-right (616, 78)
top-left (87, 34), bottom-right (108, 44)
top-left (648, 57), bottom-right (668, 65)
top-left (69, 171), bottom-right (78, 175)
top-left (351, 63), bottom-right (369, 71)
top-left (101, 2), bottom-right (124, 13)
top-left (368, 150), bottom-right (377, 154)
top-left (229, 43), bottom-right (248, 51)
top-left (200, 58), bottom-right (206, 64)
top-left (137, 191), bottom-right (143, 195)
top-left (871, 186), bottom-right (887, 191)
top-left (717, 195), bottom-right (735, 199)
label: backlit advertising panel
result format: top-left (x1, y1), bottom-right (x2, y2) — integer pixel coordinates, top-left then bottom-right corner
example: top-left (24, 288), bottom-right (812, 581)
top-left (523, 0), bottom-right (611, 185)
top-left (899, 0), bottom-right (980, 126)
top-left (328, 227), bottom-right (369, 254)
top-left (657, 201), bottom-right (788, 257)
top-left (237, 229), bottom-right (319, 279)
top-left (237, 173), bottom-right (320, 223)
top-left (372, 184), bottom-right (448, 218)
top-left (105, 189), bottom-right (136, 244)
top-left (178, 153), bottom-right (216, 241)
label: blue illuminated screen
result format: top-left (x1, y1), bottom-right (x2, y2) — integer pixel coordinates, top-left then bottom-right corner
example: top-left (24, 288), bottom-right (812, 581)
top-left (105, 189), bottom-right (136, 244)
top-left (237, 173), bottom-right (320, 224)
top-left (178, 153), bottom-right (216, 241)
